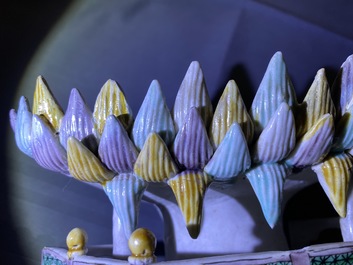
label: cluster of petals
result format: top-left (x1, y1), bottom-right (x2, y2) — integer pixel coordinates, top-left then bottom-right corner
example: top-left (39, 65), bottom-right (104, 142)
top-left (9, 52), bottom-right (353, 239)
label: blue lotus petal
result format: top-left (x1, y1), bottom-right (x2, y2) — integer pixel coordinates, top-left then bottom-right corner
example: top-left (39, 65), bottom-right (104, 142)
top-left (31, 115), bottom-right (70, 176)
top-left (13, 97), bottom-right (33, 157)
top-left (9, 109), bottom-right (17, 132)
top-left (246, 163), bottom-right (290, 228)
top-left (204, 123), bottom-right (251, 180)
top-left (103, 173), bottom-right (147, 239)
top-left (332, 102), bottom-right (353, 152)
top-left (250, 52), bottom-right (297, 137)
top-left (173, 61), bottom-right (213, 132)
top-left (59, 88), bottom-right (96, 149)
top-left (132, 80), bottom-right (175, 150)
top-left (253, 102), bottom-right (296, 163)
top-left (99, 115), bottom-right (138, 173)
top-left (173, 107), bottom-right (213, 169)
top-left (332, 54), bottom-right (353, 118)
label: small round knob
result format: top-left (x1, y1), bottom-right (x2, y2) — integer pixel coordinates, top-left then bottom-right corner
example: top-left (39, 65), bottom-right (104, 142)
top-left (66, 228), bottom-right (88, 259)
top-left (128, 228), bottom-right (156, 264)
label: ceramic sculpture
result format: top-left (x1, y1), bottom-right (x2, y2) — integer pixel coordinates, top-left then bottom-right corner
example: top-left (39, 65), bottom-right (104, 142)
top-left (9, 52), bottom-right (353, 264)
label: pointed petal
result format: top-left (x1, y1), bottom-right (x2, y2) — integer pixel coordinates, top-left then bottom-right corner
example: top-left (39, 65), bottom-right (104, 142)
top-left (172, 61), bottom-right (213, 132)
top-left (173, 107), bottom-right (213, 169)
top-left (246, 163), bottom-right (289, 228)
top-left (210, 80), bottom-right (253, 147)
top-left (32, 76), bottom-right (64, 131)
top-left (9, 109), bottom-right (17, 132)
top-left (99, 115), bottom-right (138, 173)
top-left (13, 97), bottom-right (33, 157)
top-left (168, 170), bottom-right (211, 239)
top-left (296, 69), bottom-right (335, 138)
top-left (253, 102), bottom-right (296, 163)
top-left (103, 173), bottom-right (147, 239)
top-left (93, 79), bottom-right (133, 134)
top-left (250, 52), bottom-right (297, 136)
top-left (31, 115), bottom-right (69, 175)
top-left (132, 80), bottom-right (175, 150)
top-left (312, 153), bottom-right (353, 217)
top-left (332, 54), bottom-right (353, 118)
top-left (134, 133), bottom-right (179, 182)
top-left (59, 88), bottom-right (96, 149)
top-left (333, 104), bottom-right (353, 152)
top-left (204, 123), bottom-right (251, 180)
top-left (67, 137), bottom-right (114, 183)
top-left (286, 114), bottom-right (334, 167)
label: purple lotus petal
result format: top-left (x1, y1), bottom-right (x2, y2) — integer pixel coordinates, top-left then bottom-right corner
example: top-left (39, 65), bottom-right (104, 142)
top-left (286, 114), bottom-right (334, 167)
top-left (103, 173), bottom-right (147, 239)
top-left (173, 107), bottom-right (213, 169)
top-left (132, 80), bottom-right (175, 150)
top-left (59, 88), bottom-right (96, 149)
top-left (173, 61), bottom-right (213, 132)
top-left (99, 115), bottom-right (138, 173)
top-left (204, 123), bottom-right (251, 180)
top-left (332, 54), bottom-right (353, 118)
top-left (253, 102), bottom-right (296, 163)
top-left (31, 114), bottom-right (70, 176)
top-left (246, 162), bottom-right (290, 228)
top-left (13, 96), bottom-right (33, 157)
top-left (250, 52), bottom-right (297, 137)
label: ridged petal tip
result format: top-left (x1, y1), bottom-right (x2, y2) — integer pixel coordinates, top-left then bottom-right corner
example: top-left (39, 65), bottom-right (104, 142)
top-left (31, 115), bottom-right (69, 175)
top-left (134, 133), bottom-right (179, 182)
top-left (296, 68), bottom-right (335, 138)
top-left (253, 102), bottom-right (296, 163)
top-left (210, 80), bottom-right (253, 148)
top-left (103, 173), bottom-right (147, 239)
top-left (94, 79), bottom-right (133, 134)
top-left (32, 75), bottom-right (64, 131)
top-left (13, 96), bottom-right (33, 157)
top-left (332, 54), bottom-right (353, 118)
top-left (59, 88), bottom-right (96, 149)
top-left (246, 163), bottom-right (290, 228)
top-left (173, 107), bottom-right (213, 169)
top-left (250, 52), bottom-right (297, 137)
top-left (168, 170), bottom-right (211, 239)
top-left (67, 136), bottom-right (114, 183)
top-left (286, 114), bottom-right (334, 167)
top-left (99, 115), bottom-right (138, 173)
top-left (173, 61), bottom-right (213, 131)
top-left (132, 80), bottom-right (175, 150)
top-left (312, 153), bottom-right (353, 217)
top-left (205, 123), bottom-right (251, 180)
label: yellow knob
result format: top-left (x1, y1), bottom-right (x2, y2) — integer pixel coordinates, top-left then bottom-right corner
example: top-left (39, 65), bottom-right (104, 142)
top-left (128, 228), bottom-right (156, 264)
top-left (66, 228), bottom-right (88, 259)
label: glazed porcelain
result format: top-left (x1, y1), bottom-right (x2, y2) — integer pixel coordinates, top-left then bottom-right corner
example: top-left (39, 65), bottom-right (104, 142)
top-left (10, 52), bottom-right (353, 262)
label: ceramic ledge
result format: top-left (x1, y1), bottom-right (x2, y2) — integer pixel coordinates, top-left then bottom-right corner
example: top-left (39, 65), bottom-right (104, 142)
top-left (42, 241), bottom-right (353, 265)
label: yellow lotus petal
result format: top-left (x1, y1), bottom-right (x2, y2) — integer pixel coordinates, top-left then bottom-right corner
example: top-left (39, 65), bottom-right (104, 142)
top-left (296, 68), bottom-right (335, 138)
top-left (168, 170), bottom-right (211, 239)
top-left (209, 80), bottom-right (253, 147)
top-left (67, 137), bottom-right (114, 183)
top-left (134, 133), bottom-right (179, 182)
top-left (93, 79), bottom-right (133, 134)
top-left (312, 152), bottom-right (353, 217)
top-left (32, 76), bottom-right (64, 131)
